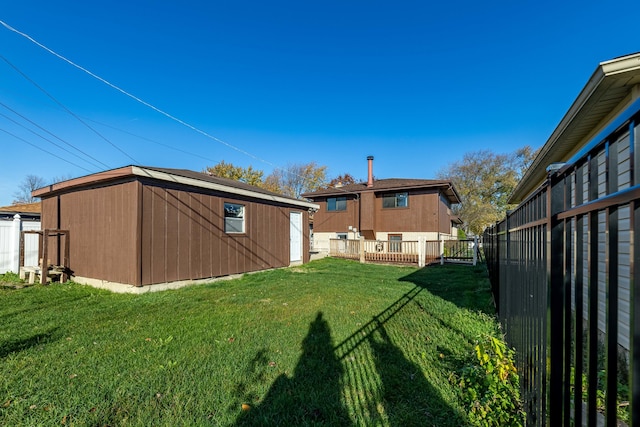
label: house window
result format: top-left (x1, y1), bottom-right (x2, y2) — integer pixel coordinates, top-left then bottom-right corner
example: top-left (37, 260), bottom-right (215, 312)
top-left (382, 192), bottom-right (408, 208)
top-left (389, 234), bottom-right (402, 252)
top-left (327, 197), bottom-right (347, 211)
top-left (336, 233), bottom-right (348, 240)
top-left (224, 202), bottom-right (245, 233)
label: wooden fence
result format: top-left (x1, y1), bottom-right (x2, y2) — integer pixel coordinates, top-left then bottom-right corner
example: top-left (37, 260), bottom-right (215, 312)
top-left (329, 238), bottom-right (477, 267)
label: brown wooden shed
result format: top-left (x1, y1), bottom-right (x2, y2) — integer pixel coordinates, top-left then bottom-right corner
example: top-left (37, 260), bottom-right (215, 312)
top-left (32, 166), bottom-right (318, 292)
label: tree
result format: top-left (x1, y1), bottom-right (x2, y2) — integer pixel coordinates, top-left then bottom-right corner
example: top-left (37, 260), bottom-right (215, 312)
top-left (325, 173), bottom-right (358, 188)
top-left (203, 160), bottom-right (329, 199)
top-left (438, 146), bottom-right (537, 235)
top-left (51, 174), bottom-right (74, 184)
top-left (12, 175), bottom-right (46, 204)
top-left (266, 162), bottom-right (328, 199)
top-left (204, 161), bottom-right (265, 186)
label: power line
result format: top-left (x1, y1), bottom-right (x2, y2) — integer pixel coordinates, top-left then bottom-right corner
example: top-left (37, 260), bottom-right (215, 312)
top-left (0, 19), bottom-right (272, 167)
top-left (83, 116), bottom-right (221, 164)
top-left (0, 20), bottom-right (357, 198)
top-left (0, 127), bottom-right (94, 172)
top-left (0, 53), bottom-right (138, 164)
top-left (0, 101), bottom-right (109, 170)
top-left (0, 110), bottom-right (102, 170)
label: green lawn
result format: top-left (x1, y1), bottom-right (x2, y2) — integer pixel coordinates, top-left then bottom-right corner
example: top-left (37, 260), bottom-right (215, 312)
top-left (1, 258), bottom-right (499, 426)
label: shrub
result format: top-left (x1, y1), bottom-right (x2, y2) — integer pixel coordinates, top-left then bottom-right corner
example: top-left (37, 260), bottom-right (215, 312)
top-left (455, 335), bottom-right (525, 426)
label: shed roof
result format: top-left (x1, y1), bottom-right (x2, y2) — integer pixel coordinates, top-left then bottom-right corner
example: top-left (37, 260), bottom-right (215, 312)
top-left (33, 166), bottom-right (319, 210)
top-left (301, 178), bottom-right (461, 204)
top-left (509, 52), bottom-right (640, 203)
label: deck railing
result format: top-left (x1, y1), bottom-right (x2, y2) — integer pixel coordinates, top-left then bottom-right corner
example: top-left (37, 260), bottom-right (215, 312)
top-left (328, 238), bottom-right (360, 260)
top-left (483, 99), bottom-right (640, 426)
top-left (329, 238), bottom-right (476, 267)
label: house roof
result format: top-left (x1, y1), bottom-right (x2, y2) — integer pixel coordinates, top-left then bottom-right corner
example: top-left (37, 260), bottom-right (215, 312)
top-left (509, 52), bottom-right (640, 204)
top-left (32, 166), bottom-right (319, 210)
top-left (0, 202), bottom-right (41, 214)
top-left (301, 178), bottom-right (461, 204)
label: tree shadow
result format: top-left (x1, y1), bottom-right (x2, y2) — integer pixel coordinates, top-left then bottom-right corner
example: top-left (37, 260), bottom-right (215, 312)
top-left (234, 312), bottom-right (351, 426)
top-left (368, 323), bottom-right (466, 426)
top-left (399, 264), bottom-right (495, 315)
top-left (0, 329), bottom-right (59, 358)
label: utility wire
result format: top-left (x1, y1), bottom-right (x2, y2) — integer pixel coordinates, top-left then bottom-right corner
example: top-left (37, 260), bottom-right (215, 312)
top-left (0, 101), bottom-right (109, 170)
top-left (0, 20), bottom-right (358, 198)
top-left (83, 116), bottom-right (221, 164)
top-left (0, 127), bottom-right (94, 172)
top-left (0, 110), bottom-right (103, 171)
top-left (0, 53), bottom-right (137, 164)
top-left (0, 20), bottom-right (271, 167)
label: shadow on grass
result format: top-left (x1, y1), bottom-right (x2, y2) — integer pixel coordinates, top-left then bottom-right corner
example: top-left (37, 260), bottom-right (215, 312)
top-left (0, 329), bottom-right (59, 358)
top-left (399, 264), bottom-right (495, 315)
top-left (236, 285), bottom-right (470, 426)
top-left (368, 323), bottom-right (466, 426)
top-left (234, 312), bottom-right (351, 426)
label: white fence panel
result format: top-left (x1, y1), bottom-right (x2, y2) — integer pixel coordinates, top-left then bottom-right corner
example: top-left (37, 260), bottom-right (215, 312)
top-left (0, 220), bottom-right (14, 273)
top-left (0, 215), bottom-right (41, 274)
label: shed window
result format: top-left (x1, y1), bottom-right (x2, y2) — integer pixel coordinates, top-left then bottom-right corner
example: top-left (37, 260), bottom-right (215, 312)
top-left (224, 203), bottom-right (245, 233)
top-left (383, 192), bottom-right (408, 208)
top-left (327, 197), bottom-right (347, 211)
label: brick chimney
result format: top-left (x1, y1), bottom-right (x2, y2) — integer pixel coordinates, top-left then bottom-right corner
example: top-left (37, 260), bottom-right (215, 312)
top-left (367, 156), bottom-right (374, 188)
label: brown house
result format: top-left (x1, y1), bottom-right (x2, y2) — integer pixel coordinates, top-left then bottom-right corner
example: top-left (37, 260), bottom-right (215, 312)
top-left (301, 157), bottom-right (461, 254)
top-left (33, 166), bottom-right (318, 292)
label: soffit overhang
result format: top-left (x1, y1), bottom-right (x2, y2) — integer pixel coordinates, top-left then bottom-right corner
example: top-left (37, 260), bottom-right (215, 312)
top-left (509, 53), bottom-right (640, 204)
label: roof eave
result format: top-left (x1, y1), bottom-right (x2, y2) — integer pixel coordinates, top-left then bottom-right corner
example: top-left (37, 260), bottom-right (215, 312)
top-left (33, 166), bottom-right (319, 211)
top-left (509, 53), bottom-right (640, 204)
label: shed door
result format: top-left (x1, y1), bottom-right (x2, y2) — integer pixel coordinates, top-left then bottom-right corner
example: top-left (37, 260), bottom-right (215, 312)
top-left (290, 211), bottom-right (302, 262)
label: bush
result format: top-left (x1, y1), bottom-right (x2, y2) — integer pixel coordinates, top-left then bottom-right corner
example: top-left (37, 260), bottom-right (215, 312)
top-left (455, 335), bottom-right (525, 426)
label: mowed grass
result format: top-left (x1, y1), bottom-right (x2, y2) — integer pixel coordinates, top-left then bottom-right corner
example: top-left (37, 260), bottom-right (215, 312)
top-left (0, 258), bottom-right (498, 426)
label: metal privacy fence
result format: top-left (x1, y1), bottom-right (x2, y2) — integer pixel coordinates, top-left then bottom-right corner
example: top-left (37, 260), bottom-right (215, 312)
top-left (483, 99), bottom-right (640, 426)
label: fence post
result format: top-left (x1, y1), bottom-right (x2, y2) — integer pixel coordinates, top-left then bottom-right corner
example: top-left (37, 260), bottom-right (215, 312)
top-left (418, 237), bottom-right (425, 268)
top-left (440, 238), bottom-right (444, 265)
top-left (359, 236), bottom-right (365, 263)
top-left (472, 236), bottom-right (478, 266)
top-left (10, 214), bottom-right (21, 274)
top-left (547, 170), bottom-right (567, 425)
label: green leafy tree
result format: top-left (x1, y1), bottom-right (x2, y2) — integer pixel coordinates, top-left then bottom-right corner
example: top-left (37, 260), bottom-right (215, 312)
top-left (439, 146), bottom-right (536, 235)
top-left (266, 162), bottom-right (328, 199)
top-left (204, 161), bottom-right (265, 187)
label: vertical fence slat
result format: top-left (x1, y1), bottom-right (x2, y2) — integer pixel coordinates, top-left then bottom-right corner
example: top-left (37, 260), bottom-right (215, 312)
top-left (632, 199), bottom-right (640, 425)
top-left (606, 205), bottom-right (619, 426)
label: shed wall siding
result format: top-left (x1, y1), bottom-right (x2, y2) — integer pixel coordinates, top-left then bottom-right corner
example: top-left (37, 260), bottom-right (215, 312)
top-left (139, 183), bottom-right (295, 286)
top-left (42, 180), bottom-right (140, 285)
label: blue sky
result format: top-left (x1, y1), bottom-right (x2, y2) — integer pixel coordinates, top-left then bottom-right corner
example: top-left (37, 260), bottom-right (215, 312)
top-left (1, 0), bottom-right (638, 206)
